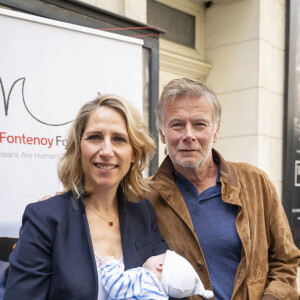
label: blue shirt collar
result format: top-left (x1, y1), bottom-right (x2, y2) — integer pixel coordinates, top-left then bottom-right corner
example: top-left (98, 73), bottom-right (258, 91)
top-left (170, 156), bottom-right (221, 184)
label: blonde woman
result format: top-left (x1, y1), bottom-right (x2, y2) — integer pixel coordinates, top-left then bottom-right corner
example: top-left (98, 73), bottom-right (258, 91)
top-left (4, 95), bottom-right (168, 300)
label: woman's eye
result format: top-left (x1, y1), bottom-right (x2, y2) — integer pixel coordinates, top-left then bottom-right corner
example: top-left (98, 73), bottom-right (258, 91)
top-left (87, 135), bottom-right (100, 140)
top-left (114, 136), bottom-right (127, 143)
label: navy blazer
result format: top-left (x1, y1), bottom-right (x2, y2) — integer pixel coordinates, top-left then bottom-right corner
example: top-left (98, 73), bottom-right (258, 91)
top-left (4, 188), bottom-right (168, 300)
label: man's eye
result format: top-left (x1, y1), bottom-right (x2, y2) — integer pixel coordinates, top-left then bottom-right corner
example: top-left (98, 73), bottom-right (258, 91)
top-left (195, 122), bottom-right (207, 127)
top-left (172, 123), bottom-right (182, 127)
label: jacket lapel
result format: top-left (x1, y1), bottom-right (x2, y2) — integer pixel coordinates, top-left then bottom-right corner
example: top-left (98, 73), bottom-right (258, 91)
top-left (149, 156), bottom-right (196, 237)
top-left (117, 187), bottom-right (135, 270)
top-left (215, 150), bottom-right (251, 295)
top-left (76, 193), bottom-right (99, 299)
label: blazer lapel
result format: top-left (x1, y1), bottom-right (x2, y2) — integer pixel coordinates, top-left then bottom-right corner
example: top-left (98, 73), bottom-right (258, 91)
top-left (78, 193), bottom-right (99, 296)
top-left (117, 187), bottom-right (135, 270)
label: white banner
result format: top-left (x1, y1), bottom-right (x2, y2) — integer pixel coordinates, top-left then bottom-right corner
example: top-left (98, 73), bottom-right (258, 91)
top-left (0, 8), bottom-right (143, 233)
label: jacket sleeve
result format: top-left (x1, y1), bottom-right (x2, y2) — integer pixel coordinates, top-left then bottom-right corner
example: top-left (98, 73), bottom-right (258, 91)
top-left (4, 203), bottom-right (53, 300)
top-left (262, 182), bottom-right (300, 299)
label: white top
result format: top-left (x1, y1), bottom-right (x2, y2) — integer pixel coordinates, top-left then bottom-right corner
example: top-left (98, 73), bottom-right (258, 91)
top-left (100, 260), bottom-right (168, 300)
top-left (95, 253), bottom-right (123, 300)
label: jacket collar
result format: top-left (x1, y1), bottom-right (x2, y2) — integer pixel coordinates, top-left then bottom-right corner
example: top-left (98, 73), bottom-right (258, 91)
top-left (149, 149), bottom-right (242, 226)
top-left (149, 156), bottom-right (194, 231)
top-left (212, 149), bottom-right (241, 206)
top-left (153, 148), bottom-right (238, 182)
top-left (213, 148), bottom-right (238, 188)
top-left (151, 148), bottom-right (239, 191)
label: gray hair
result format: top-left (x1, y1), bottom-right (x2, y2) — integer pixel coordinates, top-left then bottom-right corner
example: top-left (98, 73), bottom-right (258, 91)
top-left (156, 78), bottom-right (221, 131)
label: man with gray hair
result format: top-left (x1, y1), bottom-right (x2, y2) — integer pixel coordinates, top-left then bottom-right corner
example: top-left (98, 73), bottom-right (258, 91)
top-left (146, 78), bottom-right (300, 300)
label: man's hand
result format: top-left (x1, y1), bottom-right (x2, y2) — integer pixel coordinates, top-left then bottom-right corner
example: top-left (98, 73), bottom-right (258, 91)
top-left (38, 195), bottom-right (52, 201)
top-left (38, 191), bottom-right (62, 202)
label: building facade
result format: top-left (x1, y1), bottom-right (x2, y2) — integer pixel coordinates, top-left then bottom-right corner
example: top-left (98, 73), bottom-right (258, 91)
top-left (81, 0), bottom-right (286, 196)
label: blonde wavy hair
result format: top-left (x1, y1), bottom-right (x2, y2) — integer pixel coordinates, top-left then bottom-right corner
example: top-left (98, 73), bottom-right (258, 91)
top-left (58, 94), bottom-right (155, 202)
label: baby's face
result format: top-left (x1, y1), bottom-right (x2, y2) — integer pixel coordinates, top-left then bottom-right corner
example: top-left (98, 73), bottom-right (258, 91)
top-left (142, 253), bottom-right (166, 280)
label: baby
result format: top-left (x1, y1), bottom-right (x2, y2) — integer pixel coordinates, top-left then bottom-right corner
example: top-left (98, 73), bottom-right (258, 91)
top-left (100, 250), bottom-right (214, 299)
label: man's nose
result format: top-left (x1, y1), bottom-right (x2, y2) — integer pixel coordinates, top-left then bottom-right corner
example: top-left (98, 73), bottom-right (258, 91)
top-left (183, 124), bottom-right (196, 142)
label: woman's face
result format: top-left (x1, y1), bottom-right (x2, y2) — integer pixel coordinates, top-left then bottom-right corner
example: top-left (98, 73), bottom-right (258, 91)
top-left (81, 106), bottom-right (135, 193)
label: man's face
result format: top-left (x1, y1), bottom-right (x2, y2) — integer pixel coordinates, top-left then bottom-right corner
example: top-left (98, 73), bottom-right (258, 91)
top-left (159, 96), bottom-right (219, 174)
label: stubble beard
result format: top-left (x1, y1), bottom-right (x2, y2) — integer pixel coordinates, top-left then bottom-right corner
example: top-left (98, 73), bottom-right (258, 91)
top-left (167, 134), bottom-right (215, 169)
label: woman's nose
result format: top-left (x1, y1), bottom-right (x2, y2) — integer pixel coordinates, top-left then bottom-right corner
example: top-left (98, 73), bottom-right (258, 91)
top-left (99, 139), bottom-right (113, 157)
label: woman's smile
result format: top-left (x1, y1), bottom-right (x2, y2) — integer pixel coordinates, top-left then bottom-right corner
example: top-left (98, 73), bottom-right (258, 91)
top-left (94, 163), bottom-right (117, 170)
top-left (81, 106), bottom-right (135, 192)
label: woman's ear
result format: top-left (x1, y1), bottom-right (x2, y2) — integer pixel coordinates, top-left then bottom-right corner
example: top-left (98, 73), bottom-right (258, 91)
top-left (131, 149), bottom-right (136, 163)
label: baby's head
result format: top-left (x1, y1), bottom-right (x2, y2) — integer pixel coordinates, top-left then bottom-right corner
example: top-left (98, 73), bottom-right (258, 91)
top-left (143, 250), bottom-right (214, 299)
top-left (142, 253), bottom-right (165, 280)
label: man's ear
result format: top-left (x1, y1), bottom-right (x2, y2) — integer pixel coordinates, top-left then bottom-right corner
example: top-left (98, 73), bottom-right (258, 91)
top-left (213, 123), bottom-right (220, 143)
top-left (159, 129), bottom-right (166, 144)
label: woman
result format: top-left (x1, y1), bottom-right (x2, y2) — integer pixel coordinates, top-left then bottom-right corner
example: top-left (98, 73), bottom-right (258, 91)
top-left (4, 95), bottom-right (168, 300)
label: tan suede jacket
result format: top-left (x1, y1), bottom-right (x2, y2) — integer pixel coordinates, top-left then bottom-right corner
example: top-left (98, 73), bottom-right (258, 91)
top-left (145, 150), bottom-right (300, 300)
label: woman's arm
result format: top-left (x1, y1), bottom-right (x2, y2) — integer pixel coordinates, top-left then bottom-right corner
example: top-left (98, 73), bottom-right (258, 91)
top-left (4, 203), bottom-right (53, 300)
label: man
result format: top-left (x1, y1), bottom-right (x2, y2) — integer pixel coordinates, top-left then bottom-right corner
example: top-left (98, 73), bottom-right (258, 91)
top-left (145, 78), bottom-right (300, 300)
